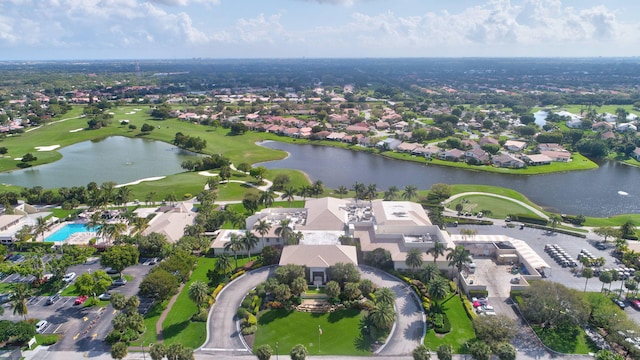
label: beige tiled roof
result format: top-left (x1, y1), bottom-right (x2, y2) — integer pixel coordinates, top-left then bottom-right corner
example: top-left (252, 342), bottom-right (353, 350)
top-left (279, 244), bottom-right (358, 267)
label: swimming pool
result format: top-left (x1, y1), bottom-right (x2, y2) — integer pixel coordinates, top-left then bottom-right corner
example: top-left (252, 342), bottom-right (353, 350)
top-left (45, 223), bottom-right (97, 242)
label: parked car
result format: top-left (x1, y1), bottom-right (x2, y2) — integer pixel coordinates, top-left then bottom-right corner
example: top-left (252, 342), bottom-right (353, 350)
top-left (74, 295), bottom-right (88, 305)
top-left (46, 293), bottom-right (61, 305)
top-left (595, 242), bottom-right (607, 250)
top-left (62, 272), bottom-right (76, 283)
top-left (631, 299), bottom-right (640, 310)
top-left (613, 298), bottom-right (627, 309)
top-left (112, 278), bottom-right (127, 286)
top-left (98, 292), bottom-right (112, 301)
top-left (35, 320), bottom-right (48, 333)
top-left (104, 268), bottom-right (119, 275)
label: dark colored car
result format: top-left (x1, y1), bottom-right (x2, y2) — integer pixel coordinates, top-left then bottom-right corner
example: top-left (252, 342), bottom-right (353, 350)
top-left (613, 298), bottom-right (626, 309)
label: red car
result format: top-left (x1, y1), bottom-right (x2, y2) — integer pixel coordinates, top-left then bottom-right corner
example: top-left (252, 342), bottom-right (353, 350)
top-left (74, 295), bottom-right (88, 305)
top-left (631, 299), bottom-right (640, 310)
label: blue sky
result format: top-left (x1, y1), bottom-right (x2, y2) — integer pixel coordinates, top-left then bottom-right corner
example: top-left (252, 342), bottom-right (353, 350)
top-left (1, 0), bottom-right (639, 60)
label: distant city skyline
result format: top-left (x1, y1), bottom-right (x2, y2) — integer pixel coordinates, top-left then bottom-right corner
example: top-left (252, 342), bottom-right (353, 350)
top-left (2, 0), bottom-right (639, 60)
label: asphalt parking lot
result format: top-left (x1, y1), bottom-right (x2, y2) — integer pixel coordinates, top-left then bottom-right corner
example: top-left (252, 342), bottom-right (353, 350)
top-left (1, 258), bottom-right (153, 352)
top-left (450, 224), bottom-right (621, 292)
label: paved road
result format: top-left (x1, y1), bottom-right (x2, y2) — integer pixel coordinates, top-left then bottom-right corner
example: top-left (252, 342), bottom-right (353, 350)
top-left (199, 266), bottom-right (275, 355)
top-left (358, 265), bottom-right (424, 356)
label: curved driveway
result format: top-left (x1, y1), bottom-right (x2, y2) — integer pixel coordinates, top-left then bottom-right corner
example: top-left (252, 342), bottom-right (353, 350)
top-left (358, 265), bottom-right (424, 356)
top-left (199, 264), bottom-right (423, 356)
top-left (199, 266), bottom-right (275, 355)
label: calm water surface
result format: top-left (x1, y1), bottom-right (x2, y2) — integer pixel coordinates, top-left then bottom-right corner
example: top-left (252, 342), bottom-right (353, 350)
top-left (0, 137), bottom-right (198, 188)
top-left (258, 141), bottom-right (640, 217)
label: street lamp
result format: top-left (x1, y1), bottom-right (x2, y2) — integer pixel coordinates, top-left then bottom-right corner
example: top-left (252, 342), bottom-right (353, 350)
top-left (275, 341), bottom-right (279, 360)
top-left (142, 342), bottom-right (146, 360)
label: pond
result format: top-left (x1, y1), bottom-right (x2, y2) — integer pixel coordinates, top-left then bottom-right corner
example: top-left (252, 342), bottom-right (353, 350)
top-left (257, 141), bottom-right (640, 217)
top-left (0, 136), bottom-right (199, 188)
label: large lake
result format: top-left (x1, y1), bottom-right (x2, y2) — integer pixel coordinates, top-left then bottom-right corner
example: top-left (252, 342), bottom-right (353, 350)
top-left (257, 141), bottom-right (640, 218)
top-left (0, 137), bottom-right (199, 188)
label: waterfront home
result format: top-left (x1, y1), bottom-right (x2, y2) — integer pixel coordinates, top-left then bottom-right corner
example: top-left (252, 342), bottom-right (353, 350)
top-left (522, 154), bottom-right (552, 166)
top-left (492, 153), bottom-right (525, 168)
top-left (540, 150), bottom-right (571, 162)
top-left (504, 140), bottom-right (527, 152)
top-left (633, 147), bottom-right (640, 161)
top-left (439, 148), bottom-right (465, 161)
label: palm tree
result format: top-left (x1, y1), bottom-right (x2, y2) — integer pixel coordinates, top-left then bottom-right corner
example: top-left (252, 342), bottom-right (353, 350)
top-left (116, 186), bottom-right (132, 207)
top-left (420, 263), bottom-right (440, 284)
top-left (366, 183), bottom-right (378, 201)
top-left (335, 185), bottom-right (348, 198)
top-left (582, 267), bottom-right (594, 292)
top-left (281, 187), bottom-right (297, 207)
top-left (368, 302), bottom-right (396, 332)
top-left (131, 216), bottom-right (151, 235)
top-left (10, 283), bottom-right (31, 320)
top-left (242, 230), bottom-right (260, 259)
top-left (225, 209), bottom-right (246, 229)
top-left (99, 181), bottom-right (116, 208)
top-left (312, 179), bottom-right (324, 197)
top-left (374, 287), bottom-right (395, 306)
top-left (215, 254), bottom-right (233, 276)
top-left (145, 191), bottom-right (156, 205)
top-left (446, 245), bottom-right (471, 295)
top-left (548, 214), bottom-right (561, 232)
top-left (259, 190), bottom-right (275, 207)
top-left (599, 270), bottom-right (613, 292)
top-left (253, 219), bottom-right (272, 250)
top-left (275, 219), bottom-right (294, 245)
top-left (188, 280), bottom-right (209, 308)
top-left (33, 216), bottom-right (51, 241)
top-left (402, 185), bottom-right (418, 201)
top-left (224, 233), bottom-right (243, 269)
top-left (298, 185), bottom-right (313, 200)
top-left (101, 222), bottom-right (127, 244)
top-left (405, 249), bottom-right (423, 271)
top-left (383, 186), bottom-right (398, 201)
top-left (428, 277), bottom-right (448, 310)
top-left (352, 182), bottom-right (366, 200)
top-left (427, 240), bottom-right (449, 264)
top-left (206, 177), bottom-right (219, 192)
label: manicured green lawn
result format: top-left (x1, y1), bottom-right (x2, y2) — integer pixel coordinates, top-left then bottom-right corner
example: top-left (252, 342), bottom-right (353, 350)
top-left (531, 324), bottom-right (597, 354)
top-left (130, 299), bottom-right (168, 347)
top-left (424, 296), bottom-right (475, 353)
top-left (253, 309), bottom-right (371, 356)
top-left (448, 194), bottom-right (535, 219)
top-left (161, 257), bottom-right (218, 348)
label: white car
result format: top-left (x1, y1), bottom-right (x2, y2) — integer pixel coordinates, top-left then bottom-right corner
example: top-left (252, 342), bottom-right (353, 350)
top-left (62, 272), bottom-right (76, 283)
top-left (36, 320), bottom-right (48, 333)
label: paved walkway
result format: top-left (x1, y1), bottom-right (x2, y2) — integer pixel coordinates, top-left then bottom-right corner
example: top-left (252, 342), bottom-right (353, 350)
top-left (154, 282), bottom-right (185, 342)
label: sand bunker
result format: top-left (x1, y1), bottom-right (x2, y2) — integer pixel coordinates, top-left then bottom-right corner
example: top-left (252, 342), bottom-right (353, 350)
top-left (69, 128), bottom-right (84, 133)
top-left (198, 171), bottom-right (219, 177)
top-left (115, 176), bottom-right (165, 188)
top-left (13, 157), bottom-right (22, 161)
top-left (35, 145), bottom-right (60, 151)
top-left (126, 111), bottom-right (136, 115)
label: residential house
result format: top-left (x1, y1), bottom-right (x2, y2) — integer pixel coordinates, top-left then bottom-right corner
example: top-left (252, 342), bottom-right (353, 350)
top-left (522, 154), bottom-right (552, 166)
top-left (492, 153), bottom-right (525, 168)
top-left (478, 137), bottom-right (499, 147)
top-left (464, 148), bottom-right (490, 164)
top-left (396, 142), bottom-right (421, 153)
top-left (438, 148), bottom-right (465, 162)
top-left (504, 140), bottom-right (527, 152)
top-left (633, 147), bottom-right (640, 162)
top-left (377, 138), bottom-right (402, 150)
top-left (540, 150), bottom-right (571, 162)
top-left (536, 143), bottom-right (564, 152)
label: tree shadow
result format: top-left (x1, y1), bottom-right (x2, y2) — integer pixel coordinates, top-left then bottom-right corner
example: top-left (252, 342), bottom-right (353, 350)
top-left (353, 333), bottom-right (372, 352)
top-left (257, 309), bottom-right (292, 325)
top-left (162, 320), bottom-right (190, 341)
top-left (403, 319), bottom-right (424, 341)
top-left (327, 309), bottom-right (359, 323)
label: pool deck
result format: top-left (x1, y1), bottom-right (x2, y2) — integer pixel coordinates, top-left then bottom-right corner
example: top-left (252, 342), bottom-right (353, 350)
top-left (42, 221), bottom-right (103, 245)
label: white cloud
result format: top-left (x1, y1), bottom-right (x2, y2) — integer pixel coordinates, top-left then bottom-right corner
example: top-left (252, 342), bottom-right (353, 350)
top-left (147, 0), bottom-right (220, 6)
top-left (236, 13), bottom-right (285, 44)
top-left (294, 0), bottom-right (370, 6)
